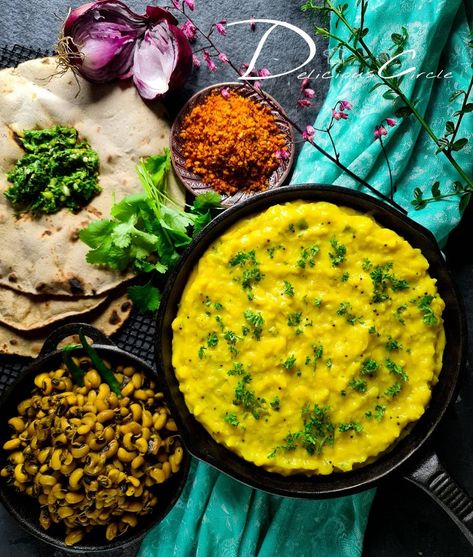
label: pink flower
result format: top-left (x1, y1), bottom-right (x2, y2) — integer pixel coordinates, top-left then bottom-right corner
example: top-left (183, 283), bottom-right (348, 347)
top-left (218, 52), bottom-right (229, 64)
top-left (181, 20), bottom-right (197, 42)
top-left (386, 118), bottom-right (397, 127)
top-left (254, 80), bottom-right (261, 89)
top-left (192, 54), bottom-right (201, 68)
top-left (332, 110), bottom-right (348, 121)
top-left (203, 51), bottom-right (216, 72)
top-left (374, 126), bottom-right (388, 138)
top-left (215, 20), bottom-right (227, 36)
top-left (303, 88), bottom-right (315, 99)
top-left (302, 125), bottom-right (315, 141)
top-left (250, 16), bottom-right (256, 31)
top-left (339, 100), bottom-right (353, 111)
top-left (258, 67), bottom-right (271, 77)
top-left (297, 99), bottom-right (312, 108)
top-left (300, 77), bottom-right (311, 90)
top-left (171, 0), bottom-right (181, 8)
top-left (221, 87), bottom-right (230, 99)
top-left (183, 0), bottom-right (195, 10)
top-left (275, 149), bottom-right (290, 160)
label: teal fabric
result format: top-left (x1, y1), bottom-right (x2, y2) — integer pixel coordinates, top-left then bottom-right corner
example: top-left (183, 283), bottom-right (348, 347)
top-left (140, 2), bottom-right (471, 556)
top-left (293, 0), bottom-right (472, 247)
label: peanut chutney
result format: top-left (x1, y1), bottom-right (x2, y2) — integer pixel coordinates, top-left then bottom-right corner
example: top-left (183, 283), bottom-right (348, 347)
top-left (172, 201), bottom-right (446, 475)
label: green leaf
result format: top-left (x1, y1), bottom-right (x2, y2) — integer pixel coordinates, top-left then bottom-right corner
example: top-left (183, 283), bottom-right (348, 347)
top-left (431, 182), bottom-right (441, 198)
top-left (463, 103), bottom-right (473, 113)
top-left (451, 138), bottom-right (468, 151)
top-left (127, 284), bottom-right (162, 312)
top-left (391, 33), bottom-right (403, 44)
top-left (395, 105), bottom-right (413, 118)
top-left (445, 121), bottom-right (455, 135)
top-left (193, 191), bottom-right (221, 211)
top-left (382, 90), bottom-right (397, 100)
top-left (460, 193), bottom-right (471, 215)
top-left (79, 219), bottom-right (115, 248)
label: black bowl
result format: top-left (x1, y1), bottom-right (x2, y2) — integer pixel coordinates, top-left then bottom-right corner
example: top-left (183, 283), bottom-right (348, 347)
top-left (156, 184), bottom-right (466, 498)
top-left (0, 323), bottom-right (190, 552)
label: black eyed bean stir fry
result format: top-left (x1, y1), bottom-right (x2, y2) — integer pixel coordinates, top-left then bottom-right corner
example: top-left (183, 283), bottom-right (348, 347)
top-left (1, 355), bottom-right (184, 546)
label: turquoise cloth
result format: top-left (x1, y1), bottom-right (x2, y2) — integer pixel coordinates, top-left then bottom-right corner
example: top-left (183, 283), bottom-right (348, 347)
top-left (140, 2), bottom-right (471, 556)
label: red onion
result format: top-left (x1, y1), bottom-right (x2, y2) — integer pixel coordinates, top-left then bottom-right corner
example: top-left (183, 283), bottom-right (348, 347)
top-left (60, 1), bottom-right (192, 99)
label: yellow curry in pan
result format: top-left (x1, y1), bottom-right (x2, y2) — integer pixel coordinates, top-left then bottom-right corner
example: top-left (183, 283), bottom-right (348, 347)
top-left (172, 201), bottom-right (446, 475)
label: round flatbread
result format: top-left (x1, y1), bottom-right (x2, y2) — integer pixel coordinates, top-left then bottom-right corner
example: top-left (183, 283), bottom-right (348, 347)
top-left (0, 56), bottom-right (184, 297)
top-left (0, 290), bottom-right (133, 357)
top-left (0, 285), bottom-right (108, 331)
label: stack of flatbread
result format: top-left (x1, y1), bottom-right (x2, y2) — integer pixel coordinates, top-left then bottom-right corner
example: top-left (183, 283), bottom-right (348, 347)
top-left (0, 57), bottom-right (183, 357)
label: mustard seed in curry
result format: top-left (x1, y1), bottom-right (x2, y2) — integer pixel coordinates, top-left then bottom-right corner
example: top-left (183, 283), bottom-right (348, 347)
top-left (172, 201), bottom-right (446, 476)
top-left (179, 90), bottom-right (287, 194)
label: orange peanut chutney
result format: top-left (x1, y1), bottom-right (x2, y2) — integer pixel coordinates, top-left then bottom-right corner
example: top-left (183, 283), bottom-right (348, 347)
top-left (179, 90), bottom-right (287, 194)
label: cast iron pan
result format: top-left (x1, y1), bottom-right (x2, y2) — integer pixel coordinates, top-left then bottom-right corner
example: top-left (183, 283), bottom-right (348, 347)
top-left (156, 184), bottom-right (473, 543)
top-left (0, 323), bottom-right (190, 553)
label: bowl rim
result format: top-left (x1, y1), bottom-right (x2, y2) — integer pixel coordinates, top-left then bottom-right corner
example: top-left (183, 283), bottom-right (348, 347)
top-left (169, 81), bottom-right (295, 207)
top-left (0, 325), bottom-right (190, 552)
top-left (155, 183), bottom-right (466, 498)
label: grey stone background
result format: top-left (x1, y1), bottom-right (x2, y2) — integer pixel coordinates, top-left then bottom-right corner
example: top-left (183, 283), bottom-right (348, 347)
top-left (1, 1), bottom-right (473, 556)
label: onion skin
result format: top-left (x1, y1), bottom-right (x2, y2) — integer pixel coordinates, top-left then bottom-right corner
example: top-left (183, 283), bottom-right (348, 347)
top-left (60, 0), bottom-right (192, 96)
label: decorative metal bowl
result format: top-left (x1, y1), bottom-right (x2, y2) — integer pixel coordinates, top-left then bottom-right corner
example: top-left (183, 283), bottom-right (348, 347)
top-left (170, 82), bottom-right (295, 207)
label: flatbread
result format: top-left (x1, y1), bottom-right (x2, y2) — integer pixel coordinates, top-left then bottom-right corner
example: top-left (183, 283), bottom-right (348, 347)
top-left (0, 56), bottom-right (184, 297)
top-left (0, 290), bottom-right (133, 357)
top-left (0, 285), bottom-right (108, 331)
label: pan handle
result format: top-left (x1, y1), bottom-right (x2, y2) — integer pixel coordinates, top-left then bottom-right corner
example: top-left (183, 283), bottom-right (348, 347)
top-left (403, 449), bottom-right (473, 545)
top-left (39, 323), bottom-right (115, 357)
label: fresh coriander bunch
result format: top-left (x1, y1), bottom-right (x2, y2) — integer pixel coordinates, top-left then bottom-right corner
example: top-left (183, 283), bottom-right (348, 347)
top-left (80, 148), bottom-right (221, 311)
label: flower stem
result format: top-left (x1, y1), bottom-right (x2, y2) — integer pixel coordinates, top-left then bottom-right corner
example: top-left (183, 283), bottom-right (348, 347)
top-left (379, 135), bottom-right (394, 199)
top-left (449, 75), bottom-right (473, 149)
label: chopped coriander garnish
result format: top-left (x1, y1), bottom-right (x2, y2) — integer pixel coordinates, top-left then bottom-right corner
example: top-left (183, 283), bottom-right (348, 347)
top-left (385, 358), bottom-right (409, 381)
top-left (215, 315), bottom-right (225, 330)
top-left (336, 302), bottom-right (351, 316)
top-left (243, 310), bottom-right (264, 340)
top-left (282, 354), bottom-right (297, 370)
top-left (267, 246), bottom-right (276, 259)
top-left (214, 302), bottom-right (223, 310)
top-left (287, 312), bottom-right (302, 327)
top-left (283, 280), bottom-right (295, 297)
top-left (227, 362), bottom-right (246, 377)
top-left (385, 336), bottom-right (401, 351)
top-left (198, 346), bottom-right (206, 359)
top-left (224, 412), bottom-right (239, 427)
top-left (349, 378), bottom-right (368, 393)
top-left (229, 250), bottom-right (256, 267)
top-left (313, 298), bottom-right (322, 308)
top-left (360, 358), bottom-right (379, 377)
top-left (362, 258), bottom-right (372, 272)
top-left (417, 295), bottom-right (439, 326)
top-left (370, 263), bottom-right (409, 303)
top-left (339, 422), bottom-right (363, 433)
top-left (394, 304), bottom-right (407, 325)
top-left (295, 328), bottom-right (304, 336)
top-left (242, 267), bottom-right (263, 291)
top-left (326, 358), bottom-right (332, 369)
top-left (224, 330), bottom-right (238, 345)
top-left (368, 325), bottom-right (377, 335)
top-left (270, 396), bottom-right (281, 411)
top-left (341, 271), bottom-right (350, 282)
top-left (297, 245), bottom-right (320, 268)
top-left (233, 379), bottom-right (265, 419)
top-left (312, 343), bottom-right (324, 367)
top-left (329, 238), bottom-right (347, 267)
top-left (242, 326), bottom-right (250, 337)
top-left (305, 355), bottom-right (312, 365)
top-left (385, 382), bottom-right (402, 398)
top-left (288, 223), bottom-right (295, 232)
top-left (374, 404), bottom-right (386, 421)
top-left (207, 332), bottom-right (218, 348)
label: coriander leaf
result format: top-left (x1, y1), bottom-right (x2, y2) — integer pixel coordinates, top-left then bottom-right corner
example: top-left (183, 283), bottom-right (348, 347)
top-left (193, 191), bottom-right (222, 211)
top-left (127, 284), bottom-right (161, 312)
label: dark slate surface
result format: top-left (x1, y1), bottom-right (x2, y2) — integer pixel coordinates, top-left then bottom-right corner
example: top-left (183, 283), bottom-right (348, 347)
top-left (1, 1), bottom-right (473, 556)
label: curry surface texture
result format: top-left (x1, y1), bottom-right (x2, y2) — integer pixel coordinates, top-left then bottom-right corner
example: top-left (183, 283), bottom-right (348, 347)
top-left (172, 201), bottom-right (445, 475)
